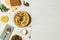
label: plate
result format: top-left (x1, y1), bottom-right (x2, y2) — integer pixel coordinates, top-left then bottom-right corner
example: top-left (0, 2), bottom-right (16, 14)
top-left (14, 11), bottom-right (30, 27)
top-left (11, 35), bottom-right (22, 40)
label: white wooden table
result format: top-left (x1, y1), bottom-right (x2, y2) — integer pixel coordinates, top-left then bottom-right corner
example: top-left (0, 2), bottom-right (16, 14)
top-left (32, 0), bottom-right (60, 40)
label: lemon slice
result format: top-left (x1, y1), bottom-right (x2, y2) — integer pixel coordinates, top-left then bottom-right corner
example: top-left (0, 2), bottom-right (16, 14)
top-left (1, 16), bottom-right (9, 23)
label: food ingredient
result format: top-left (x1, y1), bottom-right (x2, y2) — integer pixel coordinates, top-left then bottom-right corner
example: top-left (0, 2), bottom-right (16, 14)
top-left (14, 11), bottom-right (30, 27)
top-left (5, 0), bottom-right (21, 10)
top-left (20, 29), bottom-right (28, 35)
top-left (0, 3), bottom-right (9, 12)
top-left (11, 35), bottom-right (22, 40)
top-left (1, 16), bottom-right (9, 23)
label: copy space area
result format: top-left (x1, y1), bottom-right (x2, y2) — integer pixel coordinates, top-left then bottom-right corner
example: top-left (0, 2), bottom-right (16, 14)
top-left (31, 0), bottom-right (60, 40)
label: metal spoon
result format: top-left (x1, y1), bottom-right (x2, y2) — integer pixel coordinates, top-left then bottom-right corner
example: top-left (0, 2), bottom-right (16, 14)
top-left (28, 26), bottom-right (32, 39)
top-left (23, 0), bottom-right (30, 6)
top-left (3, 27), bottom-right (11, 40)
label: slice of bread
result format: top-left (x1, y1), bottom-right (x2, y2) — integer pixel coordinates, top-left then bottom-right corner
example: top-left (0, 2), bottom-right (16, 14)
top-left (10, 0), bottom-right (21, 6)
top-left (5, 0), bottom-right (21, 10)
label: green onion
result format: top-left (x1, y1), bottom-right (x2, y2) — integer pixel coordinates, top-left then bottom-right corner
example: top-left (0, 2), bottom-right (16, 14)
top-left (0, 4), bottom-right (9, 12)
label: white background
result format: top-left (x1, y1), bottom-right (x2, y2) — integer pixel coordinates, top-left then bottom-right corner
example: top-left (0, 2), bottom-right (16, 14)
top-left (31, 0), bottom-right (60, 40)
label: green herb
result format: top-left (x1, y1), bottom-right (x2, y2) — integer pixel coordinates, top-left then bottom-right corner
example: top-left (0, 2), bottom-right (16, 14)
top-left (0, 4), bottom-right (9, 12)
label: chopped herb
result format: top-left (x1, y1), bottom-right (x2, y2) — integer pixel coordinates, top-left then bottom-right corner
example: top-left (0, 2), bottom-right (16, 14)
top-left (0, 4), bottom-right (9, 12)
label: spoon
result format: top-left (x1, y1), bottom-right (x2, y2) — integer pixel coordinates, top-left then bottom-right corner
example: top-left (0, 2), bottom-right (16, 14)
top-left (28, 26), bottom-right (32, 39)
top-left (3, 27), bottom-right (11, 40)
top-left (23, 0), bottom-right (30, 6)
